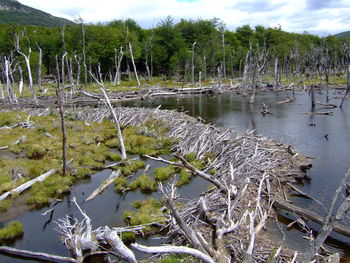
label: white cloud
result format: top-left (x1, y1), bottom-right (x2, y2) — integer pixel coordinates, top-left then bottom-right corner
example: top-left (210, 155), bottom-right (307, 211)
top-left (18, 0), bottom-right (350, 35)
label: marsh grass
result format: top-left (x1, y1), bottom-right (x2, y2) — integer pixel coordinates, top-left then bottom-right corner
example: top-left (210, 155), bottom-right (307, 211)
top-left (0, 110), bottom-right (175, 209)
top-left (0, 221), bottom-right (23, 243)
top-left (123, 198), bottom-right (165, 233)
top-left (152, 166), bottom-right (175, 181)
top-left (128, 174), bottom-right (157, 193)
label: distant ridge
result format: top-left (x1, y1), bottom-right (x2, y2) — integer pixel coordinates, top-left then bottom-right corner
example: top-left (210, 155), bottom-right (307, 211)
top-left (334, 31), bottom-right (350, 39)
top-left (0, 0), bottom-right (74, 27)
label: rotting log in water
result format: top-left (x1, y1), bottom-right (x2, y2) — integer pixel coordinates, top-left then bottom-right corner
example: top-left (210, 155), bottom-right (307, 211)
top-left (0, 169), bottom-right (56, 201)
top-left (274, 198), bottom-right (350, 237)
top-left (85, 170), bottom-right (120, 201)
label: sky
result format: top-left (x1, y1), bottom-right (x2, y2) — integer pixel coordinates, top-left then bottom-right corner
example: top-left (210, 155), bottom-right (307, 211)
top-left (18, 0), bottom-right (350, 36)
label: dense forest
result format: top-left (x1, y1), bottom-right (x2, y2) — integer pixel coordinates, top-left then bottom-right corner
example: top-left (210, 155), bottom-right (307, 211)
top-left (0, 17), bottom-right (349, 88)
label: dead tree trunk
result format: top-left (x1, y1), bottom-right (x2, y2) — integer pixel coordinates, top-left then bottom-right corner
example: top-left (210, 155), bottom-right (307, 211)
top-left (302, 168), bottom-right (350, 262)
top-left (89, 66), bottom-right (127, 160)
top-left (18, 65), bottom-right (23, 94)
top-left (4, 56), bottom-right (16, 103)
top-left (310, 84), bottom-right (315, 108)
top-left (56, 55), bottom-right (67, 177)
top-left (0, 81), bottom-right (4, 100)
top-left (67, 56), bottom-right (75, 97)
top-left (145, 30), bottom-right (155, 82)
top-left (274, 57), bottom-right (279, 90)
top-left (222, 32), bottom-right (226, 80)
top-left (113, 47), bottom-right (123, 85)
top-left (128, 43), bottom-right (140, 86)
top-left (15, 34), bottom-right (36, 102)
top-left (191, 42), bottom-right (196, 84)
top-left (81, 21), bottom-right (88, 90)
top-left (36, 43), bottom-right (42, 90)
top-left (340, 62), bottom-right (350, 108)
top-left (74, 54), bottom-right (81, 87)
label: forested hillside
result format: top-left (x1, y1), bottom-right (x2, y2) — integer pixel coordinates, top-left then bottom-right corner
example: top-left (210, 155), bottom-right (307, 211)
top-left (0, 0), bottom-right (74, 27)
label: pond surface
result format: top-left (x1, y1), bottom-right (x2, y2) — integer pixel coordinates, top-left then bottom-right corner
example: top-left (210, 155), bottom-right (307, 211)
top-left (122, 90), bottom-right (350, 257)
top-left (1, 90), bottom-right (350, 262)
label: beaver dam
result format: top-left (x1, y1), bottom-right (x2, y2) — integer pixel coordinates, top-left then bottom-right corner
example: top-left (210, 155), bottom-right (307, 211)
top-left (1, 91), bottom-right (349, 263)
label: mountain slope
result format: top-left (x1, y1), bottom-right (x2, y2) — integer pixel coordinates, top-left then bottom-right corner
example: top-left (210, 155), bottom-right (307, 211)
top-left (334, 31), bottom-right (350, 39)
top-left (0, 0), bottom-right (74, 27)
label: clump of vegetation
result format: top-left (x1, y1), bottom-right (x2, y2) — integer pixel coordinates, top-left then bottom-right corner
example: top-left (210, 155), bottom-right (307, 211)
top-left (26, 175), bottom-right (73, 207)
top-left (177, 169), bottom-right (193, 187)
top-left (114, 177), bottom-right (128, 194)
top-left (119, 160), bottom-right (145, 175)
top-left (75, 168), bottom-right (93, 179)
top-left (183, 152), bottom-right (196, 162)
top-left (129, 175), bottom-right (157, 193)
top-left (123, 199), bottom-right (165, 233)
top-left (0, 200), bottom-right (12, 212)
top-left (152, 166), bottom-right (175, 181)
top-left (0, 221), bottom-right (23, 243)
top-left (159, 254), bottom-right (194, 263)
top-left (120, 231), bottom-right (136, 244)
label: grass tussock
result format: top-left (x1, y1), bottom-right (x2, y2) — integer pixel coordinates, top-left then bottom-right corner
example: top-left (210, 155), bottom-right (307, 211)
top-left (123, 198), bottom-right (165, 233)
top-left (0, 221), bottom-right (23, 243)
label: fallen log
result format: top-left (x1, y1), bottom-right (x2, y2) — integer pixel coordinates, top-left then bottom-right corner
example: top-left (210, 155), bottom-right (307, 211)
top-left (85, 170), bottom-right (120, 201)
top-left (274, 199), bottom-right (350, 237)
top-left (0, 246), bottom-right (78, 263)
top-left (0, 169), bottom-right (56, 201)
top-left (131, 243), bottom-right (215, 263)
top-left (298, 111), bottom-right (333, 115)
top-left (315, 101), bottom-right (337, 108)
top-left (276, 98), bottom-right (294, 104)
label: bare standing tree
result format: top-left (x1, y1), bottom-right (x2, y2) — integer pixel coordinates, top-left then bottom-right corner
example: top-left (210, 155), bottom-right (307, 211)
top-left (55, 55), bottom-right (67, 177)
top-left (36, 43), bottom-right (42, 90)
top-left (89, 65), bottom-right (127, 160)
top-left (113, 47), bottom-right (123, 85)
top-left (15, 33), bottom-right (36, 102)
top-left (128, 43), bottom-right (140, 86)
top-left (191, 42), bottom-right (196, 84)
top-left (145, 30), bottom-right (155, 82)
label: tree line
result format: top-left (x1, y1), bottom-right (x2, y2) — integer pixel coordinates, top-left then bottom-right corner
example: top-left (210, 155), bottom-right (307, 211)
top-left (0, 16), bottom-right (349, 93)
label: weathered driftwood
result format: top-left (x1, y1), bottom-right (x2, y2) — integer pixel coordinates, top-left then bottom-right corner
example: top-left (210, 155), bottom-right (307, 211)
top-left (0, 169), bottom-right (56, 201)
top-left (85, 170), bottom-right (120, 201)
top-left (0, 246), bottom-right (78, 263)
top-left (131, 243), bottom-right (215, 263)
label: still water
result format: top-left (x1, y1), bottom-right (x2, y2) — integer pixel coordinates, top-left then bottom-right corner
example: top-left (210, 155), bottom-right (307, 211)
top-left (123, 90), bottom-right (350, 255)
top-left (1, 90), bottom-right (349, 261)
